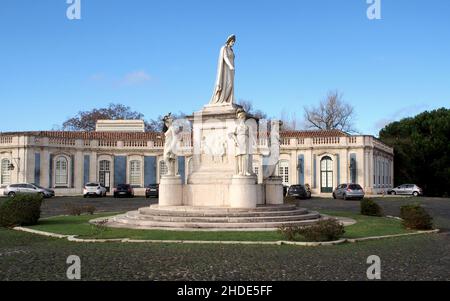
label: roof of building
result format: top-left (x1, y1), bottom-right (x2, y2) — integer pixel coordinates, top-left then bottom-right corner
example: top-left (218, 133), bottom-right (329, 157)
top-left (280, 129), bottom-right (349, 138)
top-left (0, 131), bottom-right (163, 141)
top-left (0, 129), bottom-right (350, 140)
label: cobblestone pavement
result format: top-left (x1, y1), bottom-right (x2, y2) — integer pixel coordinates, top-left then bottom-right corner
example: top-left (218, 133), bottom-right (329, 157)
top-left (0, 196), bottom-right (449, 281)
top-left (38, 196), bottom-right (157, 218)
top-left (298, 196), bottom-right (450, 230)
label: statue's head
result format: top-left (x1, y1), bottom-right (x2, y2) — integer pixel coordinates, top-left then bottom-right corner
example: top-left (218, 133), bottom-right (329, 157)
top-left (163, 113), bottom-right (173, 127)
top-left (226, 34), bottom-right (236, 47)
top-left (236, 108), bottom-right (246, 120)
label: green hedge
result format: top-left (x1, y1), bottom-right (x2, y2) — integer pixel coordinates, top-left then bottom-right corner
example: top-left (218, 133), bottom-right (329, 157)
top-left (0, 194), bottom-right (43, 228)
top-left (400, 204), bottom-right (433, 230)
top-left (360, 199), bottom-right (383, 217)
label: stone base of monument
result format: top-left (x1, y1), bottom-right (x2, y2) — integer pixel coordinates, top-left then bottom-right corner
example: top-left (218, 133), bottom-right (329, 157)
top-left (159, 175), bottom-right (183, 207)
top-left (229, 175), bottom-right (258, 209)
top-left (107, 204), bottom-right (322, 231)
top-left (265, 176), bottom-right (284, 205)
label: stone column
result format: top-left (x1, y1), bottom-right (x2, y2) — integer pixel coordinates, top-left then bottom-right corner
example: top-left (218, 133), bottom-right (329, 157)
top-left (265, 176), bottom-right (283, 205)
top-left (159, 175), bottom-right (183, 207)
top-left (229, 175), bottom-right (258, 208)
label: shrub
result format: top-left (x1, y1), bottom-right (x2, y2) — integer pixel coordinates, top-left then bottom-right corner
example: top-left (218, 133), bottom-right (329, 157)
top-left (400, 204), bottom-right (433, 230)
top-left (0, 193), bottom-right (43, 227)
top-left (83, 205), bottom-right (96, 215)
top-left (361, 199), bottom-right (383, 217)
top-left (278, 219), bottom-right (345, 242)
top-left (278, 225), bottom-right (301, 241)
top-left (65, 204), bottom-right (96, 216)
top-left (297, 219), bottom-right (346, 242)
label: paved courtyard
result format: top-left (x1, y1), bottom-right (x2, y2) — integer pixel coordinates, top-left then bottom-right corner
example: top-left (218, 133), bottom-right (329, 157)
top-left (1, 196), bottom-right (449, 281)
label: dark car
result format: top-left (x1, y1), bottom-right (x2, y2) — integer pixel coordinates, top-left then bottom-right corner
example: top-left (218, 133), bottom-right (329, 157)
top-left (286, 185), bottom-right (311, 199)
top-left (113, 184), bottom-right (134, 198)
top-left (145, 184), bottom-right (159, 198)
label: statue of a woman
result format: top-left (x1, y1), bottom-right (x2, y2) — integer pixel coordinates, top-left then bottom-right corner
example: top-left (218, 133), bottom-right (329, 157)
top-left (163, 113), bottom-right (177, 176)
top-left (231, 109), bottom-right (252, 176)
top-left (210, 34), bottom-right (236, 105)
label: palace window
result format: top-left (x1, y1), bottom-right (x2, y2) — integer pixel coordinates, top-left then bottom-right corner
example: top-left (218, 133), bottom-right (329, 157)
top-left (278, 160), bottom-right (289, 186)
top-left (1, 159), bottom-right (11, 186)
top-left (129, 160), bottom-right (142, 186)
top-left (253, 161), bottom-right (260, 176)
top-left (99, 160), bottom-right (111, 188)
top-left (55, 156), bottom-right (68, 186)
top-left (159, 160), bottom-right (168, 178)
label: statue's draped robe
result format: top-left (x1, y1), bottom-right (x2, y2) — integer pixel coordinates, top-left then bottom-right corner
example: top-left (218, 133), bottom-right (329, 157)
top-left (210, 45), bottom-right (235, 105)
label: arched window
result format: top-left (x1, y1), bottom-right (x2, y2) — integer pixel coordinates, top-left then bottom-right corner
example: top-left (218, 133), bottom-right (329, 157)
top-left (129, 160), bottom-right (142, 186)
top-left (99, 160), bottom-right (111, 188)
top-left (159, 160), bottom-right (168, 178)
top-left (55, 156), bottom-right (68, 186)
top-left (1, 159), bottom-right (11, 186)
top-left (278, 160), bottom-right (289, 186)
top-left (320, 156), bottom-right (333, 193)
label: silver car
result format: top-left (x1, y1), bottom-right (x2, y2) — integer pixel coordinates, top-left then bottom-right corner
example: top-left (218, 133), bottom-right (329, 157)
top-left (3, 183), bottom-right (55, 198)
top-left (388, 184), bottom-right (423, 196)
top-left (333, 183), bottom-right (365, 200)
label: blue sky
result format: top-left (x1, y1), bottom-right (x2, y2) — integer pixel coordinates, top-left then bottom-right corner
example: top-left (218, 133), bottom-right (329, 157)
top-left (0, 0), bottom-right (449, 135)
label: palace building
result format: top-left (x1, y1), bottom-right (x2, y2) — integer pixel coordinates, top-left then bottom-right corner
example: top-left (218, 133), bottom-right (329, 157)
top-left (0, 120), bottom-right (394, 196)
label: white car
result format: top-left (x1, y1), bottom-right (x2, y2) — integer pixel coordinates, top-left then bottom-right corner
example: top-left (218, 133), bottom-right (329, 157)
top-left (83, 183), bottom-right (107, 198)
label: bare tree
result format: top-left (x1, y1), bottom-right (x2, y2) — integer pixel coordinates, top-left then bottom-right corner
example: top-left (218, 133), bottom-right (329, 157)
top-left (237, 99), bottom-right (268, 120)
top-left (279, 110), bottom-right (301, 131)
top-left (303, 91), bottom-right (356, 132)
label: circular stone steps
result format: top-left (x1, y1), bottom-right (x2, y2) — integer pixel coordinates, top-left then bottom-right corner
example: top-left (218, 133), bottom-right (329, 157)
top-left (105, 204), bottom-right (323, 231)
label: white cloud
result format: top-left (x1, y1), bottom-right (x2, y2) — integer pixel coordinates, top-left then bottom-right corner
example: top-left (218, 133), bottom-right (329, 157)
top-left (119, 70), bottom-right (152, 86)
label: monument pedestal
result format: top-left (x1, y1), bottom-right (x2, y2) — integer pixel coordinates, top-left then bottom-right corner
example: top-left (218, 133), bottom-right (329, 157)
top-left (229, 175), bottom-right (258, 208)
top-left (159, 175), bottom-right (183, 207)
top-left (265, 176), bottom-right (284, 205)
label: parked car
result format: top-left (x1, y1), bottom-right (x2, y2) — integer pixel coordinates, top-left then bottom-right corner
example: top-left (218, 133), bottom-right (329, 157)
top-left (3, 183), bottom-right (55, 198)
top-left (333, 183), bottom-right (365, 200)
top-left (83, 183), bottom-right (107, 198)
top-left (113, 184), bottom-right (134, 198)
top-left (286, 184), bottom-right (311, 199)
top-left (145, 184), bottom-right (159, 198)
top-left (388, 184), bottom-right (423, 196)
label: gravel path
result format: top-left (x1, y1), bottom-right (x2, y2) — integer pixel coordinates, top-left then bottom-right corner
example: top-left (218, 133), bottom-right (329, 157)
top-left (1, 196), bottom-right (449, 281)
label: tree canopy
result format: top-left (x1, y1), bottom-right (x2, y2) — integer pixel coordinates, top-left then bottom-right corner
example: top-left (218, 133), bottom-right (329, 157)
top-left (62, 103), bottom-right (167, 132)
top-left (379, 108), bottom-right (450, 197)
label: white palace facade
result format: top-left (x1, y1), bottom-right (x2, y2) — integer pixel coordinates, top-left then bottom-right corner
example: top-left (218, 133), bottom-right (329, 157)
top-left (0, 120), bottom-right (394, 197)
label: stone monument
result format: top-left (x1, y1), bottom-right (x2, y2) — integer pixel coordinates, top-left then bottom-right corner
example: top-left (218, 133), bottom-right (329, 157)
top-left (105, 35), bottom-right (322, 230)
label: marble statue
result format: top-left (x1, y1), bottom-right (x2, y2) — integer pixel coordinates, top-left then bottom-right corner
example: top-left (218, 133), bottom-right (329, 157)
top-left (209, 34), bottom-right (236, 105)
top-left (163, 113), bottom-right (177, 176)
top-left (231, 109), bottom-right (252, 176)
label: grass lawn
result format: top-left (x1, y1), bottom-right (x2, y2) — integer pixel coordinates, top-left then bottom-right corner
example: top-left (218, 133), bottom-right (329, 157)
top-left (24, 210), bottom-right (414, 242)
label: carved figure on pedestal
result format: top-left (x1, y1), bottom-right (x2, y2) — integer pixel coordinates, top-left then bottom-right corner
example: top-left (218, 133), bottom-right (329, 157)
top-left (210, 35), bottom-right (236, 105)
top-left (163, 113), bottom-right (177, 176)
top-left (230, 109), bottom-right (253, 176)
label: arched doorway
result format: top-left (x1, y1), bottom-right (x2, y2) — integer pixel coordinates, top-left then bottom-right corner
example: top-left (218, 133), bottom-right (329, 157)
top-left (99, 160), bottom-right (111, 192)
top-left (320, 156), bottom-right (333, 193)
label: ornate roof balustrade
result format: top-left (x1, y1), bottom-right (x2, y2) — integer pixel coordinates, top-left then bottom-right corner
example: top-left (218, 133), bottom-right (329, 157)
top-left (0, 129), bottom-right (394, 155)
